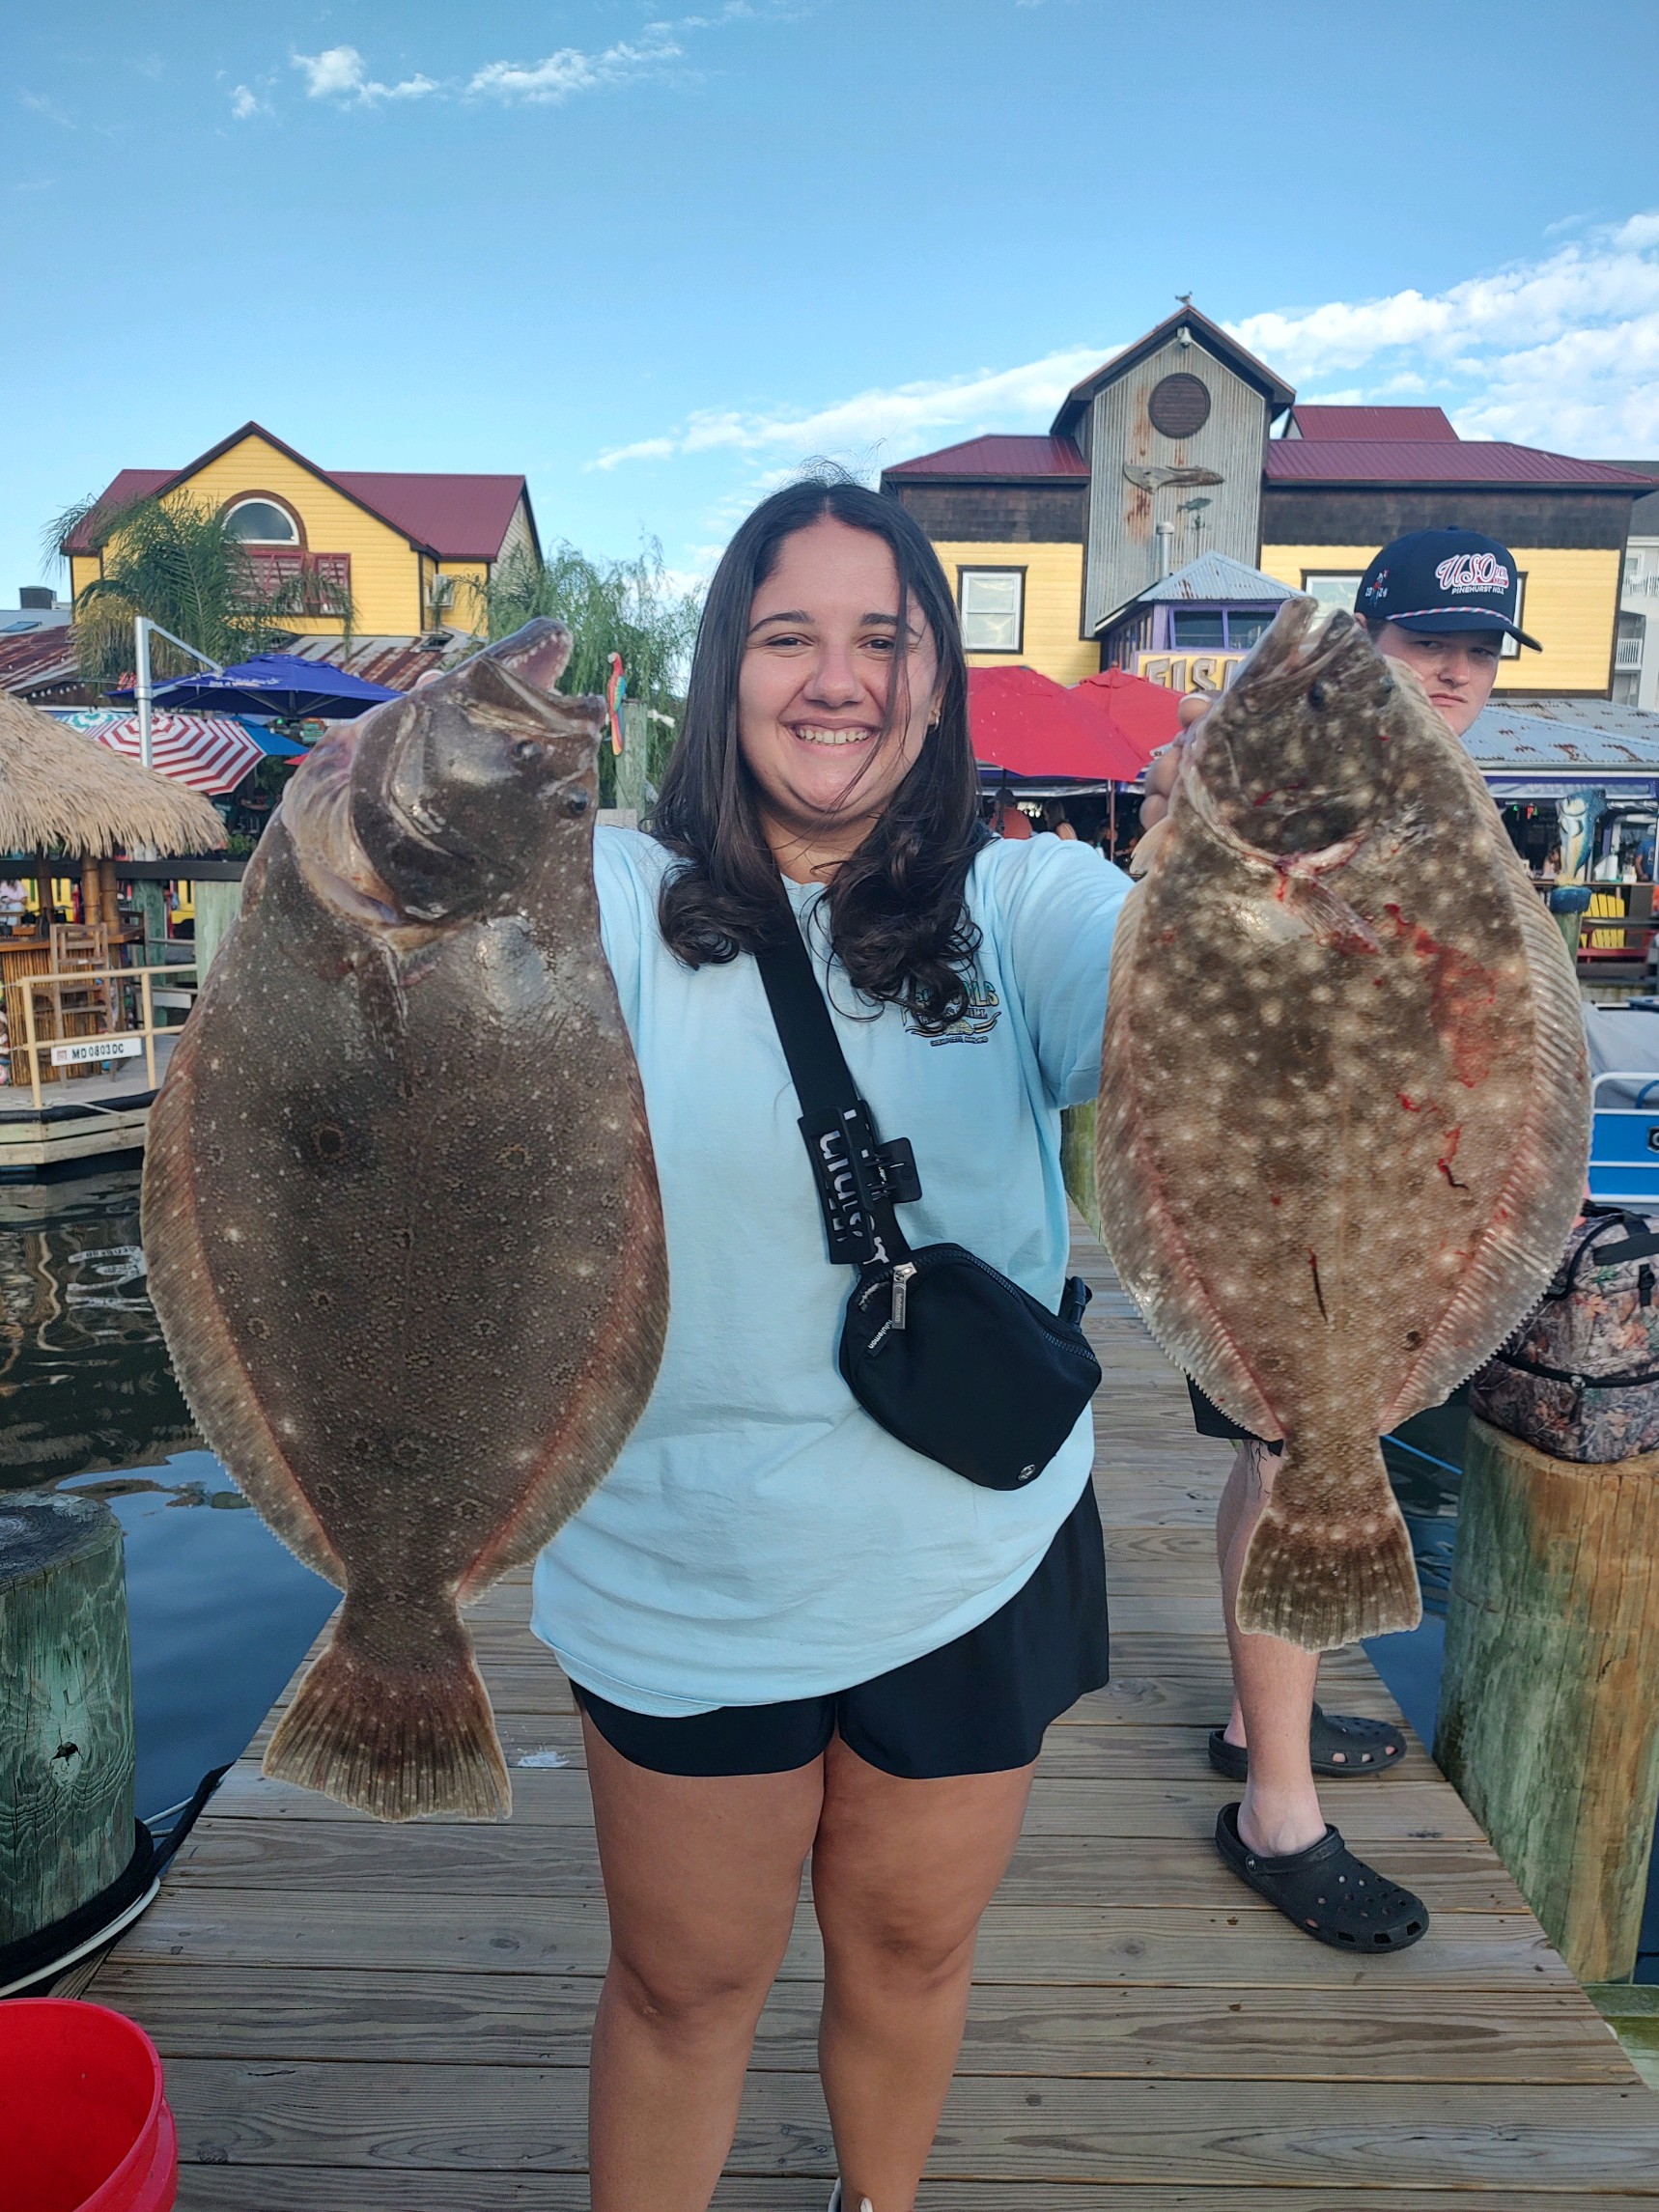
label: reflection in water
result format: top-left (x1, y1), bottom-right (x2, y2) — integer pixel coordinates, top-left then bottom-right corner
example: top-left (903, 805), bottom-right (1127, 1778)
top-left (0, 1165), bottom-right (337, 1820)
top-left (0, 1169), bottom-right (198, 1485)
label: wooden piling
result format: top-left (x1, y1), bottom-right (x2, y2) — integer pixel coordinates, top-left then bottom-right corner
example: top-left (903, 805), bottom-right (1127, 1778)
top-left (1435, 1414), bottom-right (1659, 1983)
top-left (0, 1491), bottom-right (135, 1949)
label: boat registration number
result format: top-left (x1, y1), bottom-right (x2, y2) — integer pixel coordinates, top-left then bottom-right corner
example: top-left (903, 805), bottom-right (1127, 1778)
top-left (50, 1035), bottom-right (144, 1068)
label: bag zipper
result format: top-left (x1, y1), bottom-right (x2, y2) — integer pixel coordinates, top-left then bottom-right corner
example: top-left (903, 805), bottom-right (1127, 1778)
top-left (855, 1247), bottom-right (1094, 1359)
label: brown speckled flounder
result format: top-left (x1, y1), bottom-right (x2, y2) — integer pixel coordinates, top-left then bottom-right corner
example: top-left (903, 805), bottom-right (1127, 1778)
top-left (142, 621), bottom-right (667, 1818)
top-left (1097, 600), bottom-right (1589, 1651)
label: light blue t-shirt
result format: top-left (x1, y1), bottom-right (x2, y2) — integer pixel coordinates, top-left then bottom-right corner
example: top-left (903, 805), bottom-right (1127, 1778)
top-left (530, 826), bottom-right (1132, 1713)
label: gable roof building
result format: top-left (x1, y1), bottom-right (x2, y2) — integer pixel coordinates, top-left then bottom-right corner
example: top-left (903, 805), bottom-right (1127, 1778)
top-left (882, 308), bottom-right (1652, 698)
top-left (65, 423), bottom-right (539, 642)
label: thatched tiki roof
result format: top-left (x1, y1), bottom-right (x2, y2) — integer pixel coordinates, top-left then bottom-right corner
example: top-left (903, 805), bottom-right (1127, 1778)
top-left (0, 692), bottom-right (225, 858)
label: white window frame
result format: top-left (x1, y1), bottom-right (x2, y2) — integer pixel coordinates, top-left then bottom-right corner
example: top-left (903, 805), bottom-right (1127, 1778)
top-left (958, 566), bottom-right (1025, 654)
top-left (1301, 571), bottom-right (1364, 614)
top-left (225, 496), bottom-right (301, 546)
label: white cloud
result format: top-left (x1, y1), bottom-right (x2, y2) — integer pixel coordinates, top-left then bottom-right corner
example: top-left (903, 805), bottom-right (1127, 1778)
top-left (468, 29), bottom-right (682, 104)
top-left (1226, 213), bottom-right (1659, 448)
top-left (593, 345), bottom-right (1109, 471)
top-left (230, 84), bottom-right (262, 121)
top-left (292, 46), bottom-right (438, 104)
top-left (597, 212), bottom-right (1659, 495)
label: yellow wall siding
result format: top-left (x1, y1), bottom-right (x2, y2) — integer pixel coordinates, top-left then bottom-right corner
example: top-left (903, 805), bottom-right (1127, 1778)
top-left (163, 434), bottom-right (423, 635)
top-left (1259, 542), bottom-right (1620, 695)
top-left (69, 554), bottom-right (101, 603)
top-left (436, 560), bottom-right (489, 634)
top-left (928, 540), bottom-right (1095, 685)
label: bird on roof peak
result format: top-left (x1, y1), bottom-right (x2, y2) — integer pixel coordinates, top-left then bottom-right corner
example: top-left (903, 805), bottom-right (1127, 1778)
top-left (1175, 292), bottom-right (1194, 308)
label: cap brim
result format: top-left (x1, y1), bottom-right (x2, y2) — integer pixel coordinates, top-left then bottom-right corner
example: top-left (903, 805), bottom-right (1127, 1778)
top-left (1390, 607), bottom-right (1541, 651)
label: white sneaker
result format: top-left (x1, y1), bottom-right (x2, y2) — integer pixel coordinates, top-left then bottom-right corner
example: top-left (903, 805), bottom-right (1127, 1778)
top-left (827, 2190), bottom-right (872, 2212)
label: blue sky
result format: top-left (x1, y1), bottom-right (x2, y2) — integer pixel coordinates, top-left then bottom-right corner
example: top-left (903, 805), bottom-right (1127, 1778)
top-left (5, 0), bottom-right (1658, 604)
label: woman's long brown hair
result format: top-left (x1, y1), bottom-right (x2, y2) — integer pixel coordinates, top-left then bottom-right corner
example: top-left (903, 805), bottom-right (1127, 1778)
top-left (652, 477), bottom-right (986, 1032)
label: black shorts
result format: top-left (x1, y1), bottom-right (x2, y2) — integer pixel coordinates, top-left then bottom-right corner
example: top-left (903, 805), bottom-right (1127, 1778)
top-left (1186, 1378), bottom-right (1282, 1455)
top-left (572, 1479), bottom-right (1110, 1781)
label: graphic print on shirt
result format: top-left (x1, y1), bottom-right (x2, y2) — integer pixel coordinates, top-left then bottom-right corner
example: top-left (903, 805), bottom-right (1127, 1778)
top-left (904, 979), bottom-right (1001, 1046)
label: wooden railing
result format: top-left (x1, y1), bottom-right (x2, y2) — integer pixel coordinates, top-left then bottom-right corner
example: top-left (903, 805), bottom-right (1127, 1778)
top-left (7, 961), bottom-right (198, 1113)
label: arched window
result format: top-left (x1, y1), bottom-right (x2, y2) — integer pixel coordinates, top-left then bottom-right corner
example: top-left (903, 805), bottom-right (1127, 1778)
top-left (225, 497), bottom-right (300, 545)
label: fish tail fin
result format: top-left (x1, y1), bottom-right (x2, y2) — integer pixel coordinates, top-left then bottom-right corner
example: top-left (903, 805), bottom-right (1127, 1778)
top-left (1236, 1435), bottom-right (1421, 1652)
top-left (264, 1593), bottom-right (511, 1822)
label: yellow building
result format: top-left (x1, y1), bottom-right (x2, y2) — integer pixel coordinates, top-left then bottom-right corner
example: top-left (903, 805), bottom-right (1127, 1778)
top-left (883, 313), bottom-right (1652, 698)
top-left (65, 422), bottom-right (538, 641)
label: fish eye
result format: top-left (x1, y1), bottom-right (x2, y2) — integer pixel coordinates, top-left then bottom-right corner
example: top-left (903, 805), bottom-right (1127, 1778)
top-left (1307, 681), bottom-right (1329, 711)
top-left (513, 738), bottom-right (543, 764)
top-left (562, 788), bottom-right (591, 817)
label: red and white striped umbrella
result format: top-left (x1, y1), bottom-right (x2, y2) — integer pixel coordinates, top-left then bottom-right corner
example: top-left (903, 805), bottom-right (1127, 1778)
top-left (46, 711), bottom-right (265, 797)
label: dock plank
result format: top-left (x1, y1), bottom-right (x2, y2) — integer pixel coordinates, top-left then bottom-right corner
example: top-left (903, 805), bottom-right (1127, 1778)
top-left (173, 2183), bottom-right (1659, 2212)
top-left (93, 1964), bottom-right (1628, 2081)
top-left (88, 1215), bottom-right (1659, 2201)
top-left (154, 2060), bottom-right (1659, 2187)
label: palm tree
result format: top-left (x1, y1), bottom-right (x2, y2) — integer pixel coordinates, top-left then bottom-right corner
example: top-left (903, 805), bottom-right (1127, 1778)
top-left (46, 490), bottom-right (354, 694)
top-left (476, 538), bottom-right (702, 791)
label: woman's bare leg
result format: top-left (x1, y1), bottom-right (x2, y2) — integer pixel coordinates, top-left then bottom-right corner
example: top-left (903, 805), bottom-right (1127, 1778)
top-left (811, 1736), bottom-right (1035, 2210)
top-left (1216, 1440), bottom-right (1325, 1855)
top-left (582, 1715), bottom-right (826, 2212)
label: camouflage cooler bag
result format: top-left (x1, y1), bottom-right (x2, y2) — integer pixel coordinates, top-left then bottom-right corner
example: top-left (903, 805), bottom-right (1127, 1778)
top-left (1470, 1207), bottom-right (1659, 1463)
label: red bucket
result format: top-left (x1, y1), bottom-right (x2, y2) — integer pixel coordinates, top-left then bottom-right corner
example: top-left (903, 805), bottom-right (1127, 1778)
top-left (0, 1999), bottom-right (178, 2211)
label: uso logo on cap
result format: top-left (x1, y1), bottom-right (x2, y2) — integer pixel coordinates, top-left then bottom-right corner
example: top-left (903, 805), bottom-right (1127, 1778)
top-left (1436, 550), bottom-right (1510, 595)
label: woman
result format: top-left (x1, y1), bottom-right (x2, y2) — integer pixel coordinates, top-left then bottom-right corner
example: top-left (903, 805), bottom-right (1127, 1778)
top-left (534, 478), bottom-right (1130, 2212)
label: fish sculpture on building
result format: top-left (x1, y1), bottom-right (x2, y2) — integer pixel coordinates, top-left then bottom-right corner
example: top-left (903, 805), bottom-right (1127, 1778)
top-left (143, 622), bottom-right (667, 1818)
top-left (1097, 599), bottom-right (1589, 1651)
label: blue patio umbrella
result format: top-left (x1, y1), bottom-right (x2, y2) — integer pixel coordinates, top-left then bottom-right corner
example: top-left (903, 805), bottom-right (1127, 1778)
top-left (110, 652), bottom-right (403, 720)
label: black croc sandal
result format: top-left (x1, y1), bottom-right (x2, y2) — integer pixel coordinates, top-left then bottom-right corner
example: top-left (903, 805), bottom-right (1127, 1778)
top-left (1208, 1703), bottom-right (1406, 1782)
top-left (1215, 1802), bottom-right (1429, 1950)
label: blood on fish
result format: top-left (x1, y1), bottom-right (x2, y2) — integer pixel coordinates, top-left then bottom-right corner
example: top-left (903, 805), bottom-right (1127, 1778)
top-left (1383, 904), bottom-right (1502, 1086)
top-left (1437, 1127), bottom-right (1468, 1190)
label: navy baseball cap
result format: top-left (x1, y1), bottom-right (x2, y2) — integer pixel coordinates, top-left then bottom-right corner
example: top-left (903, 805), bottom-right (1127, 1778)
top-left (1357, 528), bottom-right (1539, 650)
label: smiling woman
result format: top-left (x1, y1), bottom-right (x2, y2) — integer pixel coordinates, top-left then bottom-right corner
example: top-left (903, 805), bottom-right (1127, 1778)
top-left (532, 472), bottom-right (1134, 2210)
top-left (654, 479), bottom-right (985, 1033)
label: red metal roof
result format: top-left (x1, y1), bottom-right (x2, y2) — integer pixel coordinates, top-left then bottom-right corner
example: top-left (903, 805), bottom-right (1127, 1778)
top-left (61, 472), bottom-right (174, 554)
top-left (0, 626), bottom-right (85, 699)
top-left (328, 473), bottom-right (529, 561)
top-left (62, 427), bottom-right (531, 561)
top-left (1263, 440), bottom-right (1655, 489)
top-left (884, 435), bottom-right (1086, 480)
top-left (1286, 406), bottom-right (1457, 441)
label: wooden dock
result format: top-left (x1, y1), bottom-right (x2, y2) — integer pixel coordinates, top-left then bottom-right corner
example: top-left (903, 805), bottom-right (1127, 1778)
top-left (88, 1219), bottom-right (1659, 2206)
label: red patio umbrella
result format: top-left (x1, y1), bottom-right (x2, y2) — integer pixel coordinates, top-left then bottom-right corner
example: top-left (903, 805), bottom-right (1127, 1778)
top-left (1069, 666), bottom-right (1185, 774)
top-left (967, 665), bottom-right (1144, 782)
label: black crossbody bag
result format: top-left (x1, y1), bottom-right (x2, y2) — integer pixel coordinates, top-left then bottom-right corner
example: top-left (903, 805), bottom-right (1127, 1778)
top-left (755, 922), bottom-right (1101, 1492)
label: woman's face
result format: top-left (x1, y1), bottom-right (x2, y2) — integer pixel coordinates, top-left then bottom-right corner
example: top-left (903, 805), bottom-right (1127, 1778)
top-left (738, 517), bottom-right (941, 872)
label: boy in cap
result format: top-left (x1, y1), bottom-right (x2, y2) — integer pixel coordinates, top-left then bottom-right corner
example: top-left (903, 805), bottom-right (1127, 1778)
top-left (1139, 528), bottom-right (1537, 1950)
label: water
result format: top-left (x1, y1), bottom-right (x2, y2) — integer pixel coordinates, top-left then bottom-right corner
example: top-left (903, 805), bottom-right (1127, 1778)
top-left (1, 1165), bottom-right (337, 1823)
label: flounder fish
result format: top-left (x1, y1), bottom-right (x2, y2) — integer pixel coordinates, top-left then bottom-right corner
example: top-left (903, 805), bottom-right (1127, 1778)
top-left (143, 622), bottom-right (667, 1818)
top-left (1097, 599), bottom-right (1589, 1651)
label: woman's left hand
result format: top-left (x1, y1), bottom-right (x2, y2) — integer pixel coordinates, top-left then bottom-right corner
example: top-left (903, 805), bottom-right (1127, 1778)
top-left (1139, 693), bottom-right (1210, 832)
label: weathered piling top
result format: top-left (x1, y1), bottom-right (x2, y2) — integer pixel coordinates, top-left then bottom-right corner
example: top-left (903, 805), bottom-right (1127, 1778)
top-left (86, 1219), bottom-right (1659, 2205)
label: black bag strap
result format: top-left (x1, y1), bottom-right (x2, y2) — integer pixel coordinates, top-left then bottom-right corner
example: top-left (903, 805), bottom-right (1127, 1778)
top-left (1561, 1211), bottom-right (1659, 1294)
top-left (755, 919), bottom-right (916, 1270)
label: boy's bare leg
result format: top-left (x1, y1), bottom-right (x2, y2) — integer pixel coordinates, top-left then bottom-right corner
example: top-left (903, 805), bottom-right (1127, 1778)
top-left (1215, 1440), bottom-right (1326, 1857)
